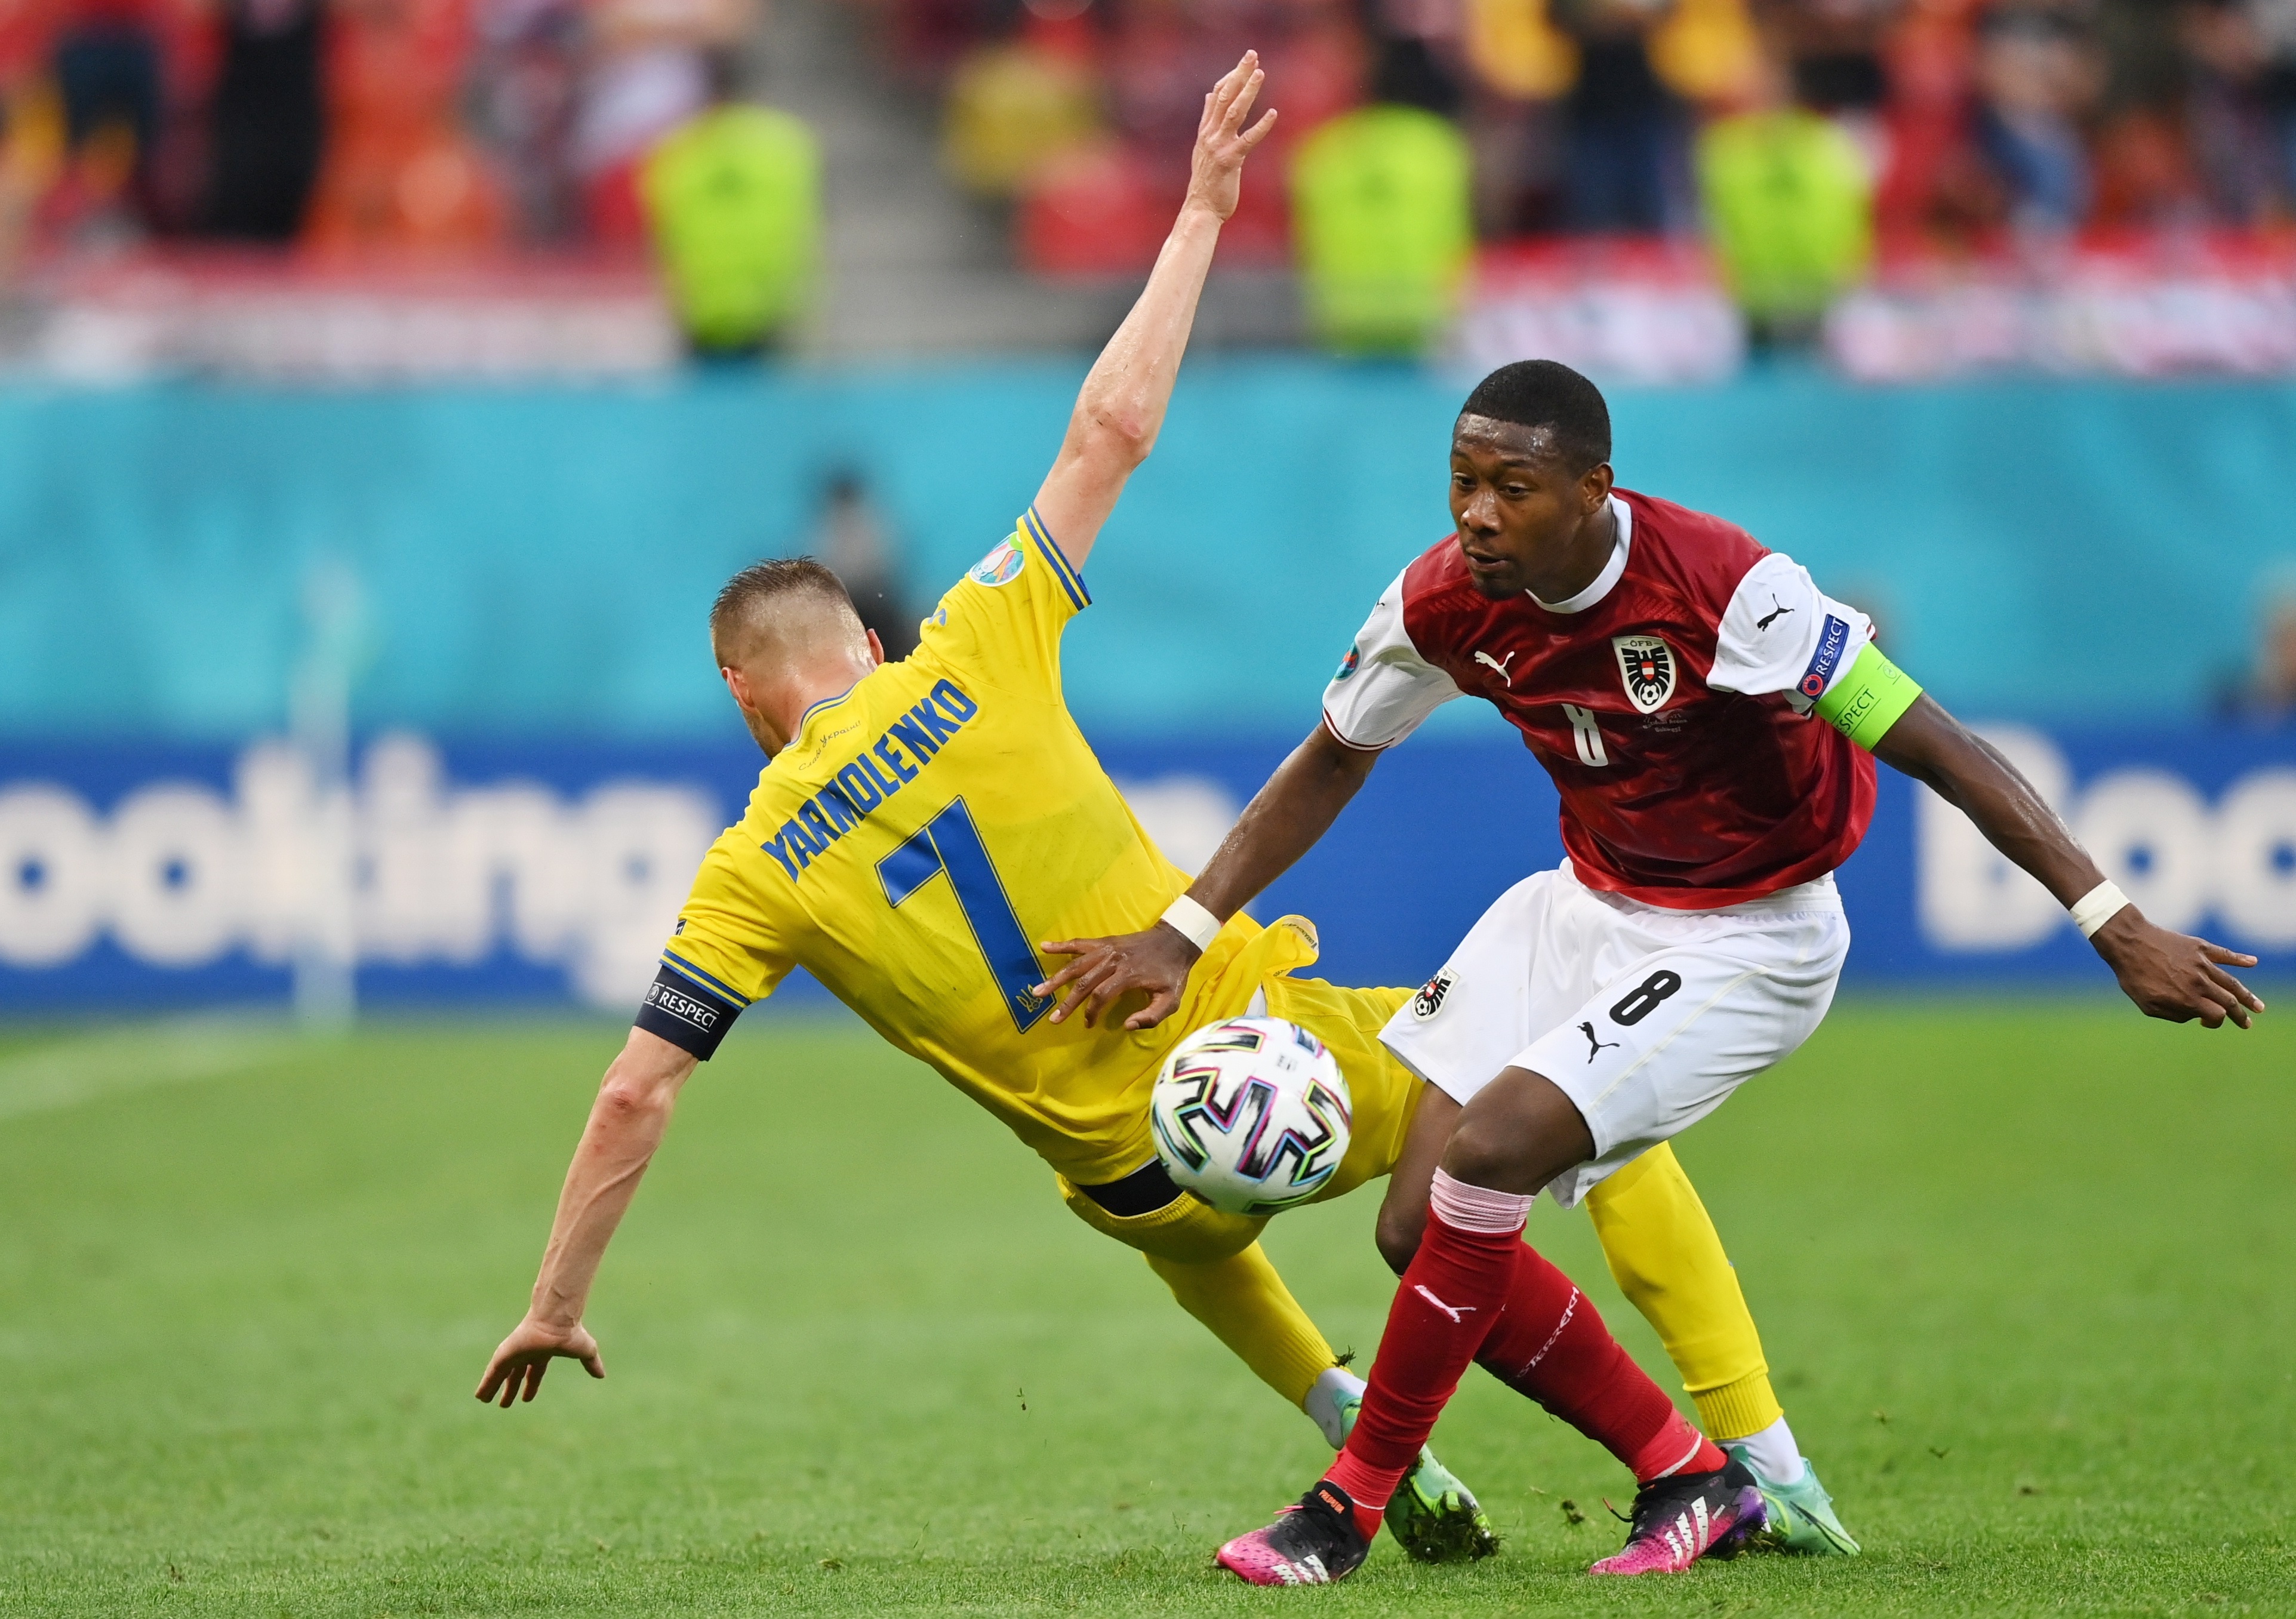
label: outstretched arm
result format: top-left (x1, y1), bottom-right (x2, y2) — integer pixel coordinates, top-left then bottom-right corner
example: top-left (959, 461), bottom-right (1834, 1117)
top-left (475, 1027), bottom-right (697, 1406)
top-left (1027, 52), bottom-right (1276, 570)
top-left (1037, 721), bottom-right (1380, 1028)
top-left (1875, 695), bottom-right (2263, 1028)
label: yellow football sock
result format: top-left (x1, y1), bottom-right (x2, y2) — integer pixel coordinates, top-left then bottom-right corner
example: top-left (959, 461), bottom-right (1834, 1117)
top-left (1146, 1244), bottom-right (1338, 1411)
top-left (1057, 1171), bottom-right (1337, 1410)
top-left (1584, 1143), bottom-right (1784, 1442)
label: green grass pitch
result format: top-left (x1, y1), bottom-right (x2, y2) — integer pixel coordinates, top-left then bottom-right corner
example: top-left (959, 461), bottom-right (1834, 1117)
top-left (0, 997), bottom-right (2289, 1615)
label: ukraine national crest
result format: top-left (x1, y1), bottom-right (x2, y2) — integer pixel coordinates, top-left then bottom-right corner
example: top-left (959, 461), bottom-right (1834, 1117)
top-left (1611, 635), bottom-right (1676, 714)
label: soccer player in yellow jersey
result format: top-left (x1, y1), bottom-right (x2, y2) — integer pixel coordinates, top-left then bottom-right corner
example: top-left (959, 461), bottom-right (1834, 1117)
top-left (478, 52), bottom-right (1833, 1562)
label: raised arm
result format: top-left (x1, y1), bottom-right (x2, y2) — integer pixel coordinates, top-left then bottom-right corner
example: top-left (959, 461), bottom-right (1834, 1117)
top-left (1875, 695), bottom-right (2263, 1028)
top-left (1038, 721), bottom-right (1380, 1028)
top-left (1027, 52), bottom-right (1276, 570)
top-left (475, 1027), bottom-right (697, 1405)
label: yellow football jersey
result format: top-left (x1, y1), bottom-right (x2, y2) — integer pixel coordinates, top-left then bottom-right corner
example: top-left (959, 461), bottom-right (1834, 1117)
top-left (647, 509), bottom-right (1348, 1185)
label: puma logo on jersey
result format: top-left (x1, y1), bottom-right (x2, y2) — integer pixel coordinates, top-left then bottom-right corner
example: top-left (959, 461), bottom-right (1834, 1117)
top-left (1757, 595), bottom-right (1794, 630)
top-left (1414, 1284), bottom-right (1477, 1322)
top-left (1473, 649), bottom-right (1518, 685)
top-left (1580, 1021), bottom-right (1620, 1062)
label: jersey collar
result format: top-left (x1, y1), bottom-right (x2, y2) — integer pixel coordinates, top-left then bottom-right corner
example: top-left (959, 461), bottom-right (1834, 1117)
top-left (793, 682), bottom-right (860, 741)
top-left (1529, 495), bottom-right (1630, 614)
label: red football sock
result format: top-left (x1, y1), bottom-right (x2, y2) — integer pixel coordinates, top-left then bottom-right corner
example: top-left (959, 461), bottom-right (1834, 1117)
top-left (1475, 1244), bottom-right (1727, 1483)
top-left (1629, 1409), bottom-right (1729, 1483)
top-left (1322, 1172), bottom-right (1530, 1540)
top-left (1322, 1451), bottom-right (1398, 1544)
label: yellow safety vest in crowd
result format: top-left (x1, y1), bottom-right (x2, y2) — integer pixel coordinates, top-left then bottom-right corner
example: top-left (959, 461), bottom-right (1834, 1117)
top-left (1696, 109), bottom-right (1872, 322)
top-left (642, 104), bottom-right (821, 350)
top-left (1288, 104), bottom-right (1473, 356)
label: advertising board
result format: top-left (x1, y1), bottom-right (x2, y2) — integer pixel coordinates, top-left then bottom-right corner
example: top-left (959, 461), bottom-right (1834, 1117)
top-left (4, 724), bottom-right (2289, 1015)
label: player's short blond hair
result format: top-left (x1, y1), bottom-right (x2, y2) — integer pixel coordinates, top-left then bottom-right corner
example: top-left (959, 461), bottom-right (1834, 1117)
top-left (710, 557), bottom-right (861, 666)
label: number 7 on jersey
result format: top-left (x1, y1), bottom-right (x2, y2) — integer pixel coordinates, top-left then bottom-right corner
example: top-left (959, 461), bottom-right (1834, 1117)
top-left (876, 798), bottom-right (1053, 1032)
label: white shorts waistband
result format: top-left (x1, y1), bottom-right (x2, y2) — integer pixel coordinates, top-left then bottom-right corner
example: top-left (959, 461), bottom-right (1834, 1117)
top-left (1563, 858), bottom-right (1843, 921)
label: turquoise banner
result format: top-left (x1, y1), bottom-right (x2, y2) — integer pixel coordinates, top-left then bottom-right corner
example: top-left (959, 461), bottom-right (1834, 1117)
top-left (4, 361), bottom-right (2294, 738)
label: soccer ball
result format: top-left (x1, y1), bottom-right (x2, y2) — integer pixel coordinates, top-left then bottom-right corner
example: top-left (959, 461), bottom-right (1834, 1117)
top-left (1150, 1015), bottom-right (1353, 1215)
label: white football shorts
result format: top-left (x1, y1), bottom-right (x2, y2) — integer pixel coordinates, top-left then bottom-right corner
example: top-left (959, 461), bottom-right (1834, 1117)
top-left (1380, 860), bottom-right (1850, 1208)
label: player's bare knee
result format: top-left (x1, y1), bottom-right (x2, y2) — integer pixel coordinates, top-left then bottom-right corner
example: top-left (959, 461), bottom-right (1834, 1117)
top-left (1374, 1205), bottom-right (1424, 1275)
top-left (1440, 1115), bottom-right (1529, 1190)
top-left (1444, 1065), bottom-right (1596, 1192)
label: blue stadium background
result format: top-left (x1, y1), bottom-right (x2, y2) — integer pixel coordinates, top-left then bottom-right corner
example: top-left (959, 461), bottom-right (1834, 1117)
top-left (4, 362), bottom-right (2294, 1012)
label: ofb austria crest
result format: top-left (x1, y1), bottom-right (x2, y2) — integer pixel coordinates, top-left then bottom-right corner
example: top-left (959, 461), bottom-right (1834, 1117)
top-left (1611, 635), bottom-right (1676, 713)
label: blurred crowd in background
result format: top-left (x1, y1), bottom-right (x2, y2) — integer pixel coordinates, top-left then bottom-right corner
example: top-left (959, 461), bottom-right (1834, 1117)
top-left (13, 0), bottom-right (2296, 251)
top-left (7, 0), bottom-right (2296, 355)
top-left (931, 0), bottom-right (2296, 340)
top-left (0, 0), bottom-right (763, 259)
top-left (938, 0), bottom-right (2296, 250)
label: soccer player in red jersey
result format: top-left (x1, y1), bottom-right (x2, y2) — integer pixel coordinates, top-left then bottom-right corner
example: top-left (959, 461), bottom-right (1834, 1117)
top-left (1038, 359), bottom-right (2263, 1583)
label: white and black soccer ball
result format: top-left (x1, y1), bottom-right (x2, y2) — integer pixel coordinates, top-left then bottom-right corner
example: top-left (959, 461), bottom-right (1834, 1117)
top-left (1149, 1015), bottom-right (1353, 1216)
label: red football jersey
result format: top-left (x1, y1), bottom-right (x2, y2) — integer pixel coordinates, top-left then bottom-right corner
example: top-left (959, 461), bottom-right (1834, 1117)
top-left (1322, 488), bottom-right (1878, 909)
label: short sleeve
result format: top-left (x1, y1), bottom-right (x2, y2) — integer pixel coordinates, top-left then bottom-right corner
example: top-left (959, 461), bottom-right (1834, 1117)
top-left (912, 506), bottom-right (1089, 699)
top-left (1707, 551), bottom-right (1875, 714)
top-left (634, 836), bottom-right (797, 1059)
top-left (1322, 567), bottom-right (1463, 749)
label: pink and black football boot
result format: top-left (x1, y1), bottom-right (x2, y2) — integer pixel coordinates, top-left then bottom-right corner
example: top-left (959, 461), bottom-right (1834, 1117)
top-left (1215, 1479), bottom-right (1371, 1586)
top-left (1588, 1458), bottom-right (1766, 1575)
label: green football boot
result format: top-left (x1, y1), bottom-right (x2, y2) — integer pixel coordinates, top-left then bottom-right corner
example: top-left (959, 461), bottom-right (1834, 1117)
top-left (1725, 1446), bottom-right (1861, 1556)
top-left (1334, 1388), bottom-right (1500, 1563)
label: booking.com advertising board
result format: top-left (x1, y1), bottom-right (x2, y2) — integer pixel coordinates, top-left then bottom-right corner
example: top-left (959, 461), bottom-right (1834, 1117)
top-left (2, 723), bottom-right (2291, 1018)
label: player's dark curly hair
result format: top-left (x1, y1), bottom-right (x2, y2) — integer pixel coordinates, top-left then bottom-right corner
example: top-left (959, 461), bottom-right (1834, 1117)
top-left (1458, 360), bottom-right (1611, 474)
top-left (710, 556), bottom-right (858, 658)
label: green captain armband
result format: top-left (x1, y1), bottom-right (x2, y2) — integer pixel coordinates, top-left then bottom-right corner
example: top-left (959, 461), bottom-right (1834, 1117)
top-left (1812, 642), bottom-right (1923, 750)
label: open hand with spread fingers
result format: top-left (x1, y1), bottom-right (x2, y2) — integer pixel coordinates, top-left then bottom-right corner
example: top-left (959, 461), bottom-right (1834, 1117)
top-left (1035, 922), bottom-right (1201, 1030)
top-left (1184, 52), bottom-right (1279, 224)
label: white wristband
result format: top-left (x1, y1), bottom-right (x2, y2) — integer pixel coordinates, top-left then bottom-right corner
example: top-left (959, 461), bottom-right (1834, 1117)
top-left (2069, 879), bottom-right (2131, 940)
top-left (1160, 894), bottom-right (1222, 953)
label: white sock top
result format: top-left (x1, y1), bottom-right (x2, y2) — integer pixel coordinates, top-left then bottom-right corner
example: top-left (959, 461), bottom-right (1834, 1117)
top-left (1303, 1364), bottom-right (1366, 1450)
top-left (1429, 1168), bottom-right (1534, 1235)
top-left (1721, 1414), bottom-right (1806, 1485)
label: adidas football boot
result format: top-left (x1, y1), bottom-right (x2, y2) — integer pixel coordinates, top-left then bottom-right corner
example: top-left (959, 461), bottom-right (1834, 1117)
top-left (1331, 1384), bottom-right (1500, 1563)
top-left (1587, 1459), bottom-right (1766, 1575)
top-left (1724, 1446), bottom-right (1861, 1556)
top-left (1215, 1479), bottom-right (1371, 1586)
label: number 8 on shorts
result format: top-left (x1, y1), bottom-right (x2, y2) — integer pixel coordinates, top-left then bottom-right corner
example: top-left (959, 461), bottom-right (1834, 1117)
top-left (1380, 863), bottom-right (1851, 1209)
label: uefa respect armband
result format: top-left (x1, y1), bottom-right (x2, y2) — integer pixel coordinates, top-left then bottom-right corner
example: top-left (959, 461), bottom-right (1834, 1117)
top-left (633, 955), bottom-right (747, 1060)
top-left (1812, 642), bottom-right (1923, 750)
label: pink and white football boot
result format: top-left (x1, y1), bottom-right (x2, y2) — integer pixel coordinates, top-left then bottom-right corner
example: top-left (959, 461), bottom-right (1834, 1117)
top-left (1588, 1458), bottom-right (1766, 1575)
